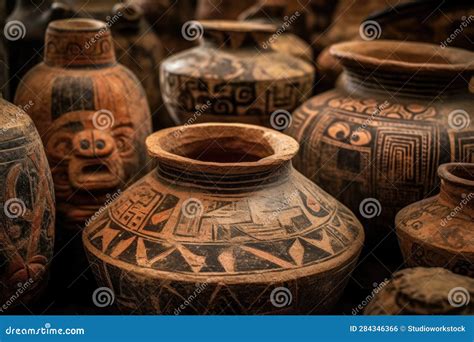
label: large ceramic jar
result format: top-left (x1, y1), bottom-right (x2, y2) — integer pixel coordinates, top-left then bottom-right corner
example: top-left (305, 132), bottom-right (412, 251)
top-left (5, 0), bottom-right (71, 97)
top-left (287, 41), bottom-right (474, 240)
top-left (364, 267), bottom-right (474, 315)
top-left (0, 96), bottom-right (55, 309)
top-left (62, 0), bottom-right (167, 129)
top-left (14, 19), bottom-right (152, 227)
top-left (396, 163), bottom-right (474, 277)
top-left (239, 0), bottom-right (313, 63)
top-left (160, 21), bottom-right (314, 127)
top-left (83, 123), bottom-right (365, 314)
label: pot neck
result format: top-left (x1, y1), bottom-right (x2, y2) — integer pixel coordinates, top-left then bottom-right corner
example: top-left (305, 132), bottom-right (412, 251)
top-left (438, 163), bottom-right (474, 215)
top-left (198, 20), bottom-right (276, 50)
top-left (146, 123), bottom-right (299, 194)
top-left (44, 19), bottom-right (116, 68)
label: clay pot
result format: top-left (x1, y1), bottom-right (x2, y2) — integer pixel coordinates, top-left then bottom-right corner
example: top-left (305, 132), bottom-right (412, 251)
top-left (62, 0), bottom-right (168, 129)
top-left (130, 0), bottom-right (197, 56)
top-left (396, 163), bottom-right (474, 277)
top-left (287, 40), bottom-right (474, 241)
top-left (14, 19), bottom-right (152, 226)
top-left (83, 123), bottom-right (364, 314)
top-left (238, 0), bottom-right (313, 63)
top-left (161, 21), bottom-right (314, 127)
top-left (364, 267), bottom-right (474, 315)
top-left (0, 96), bottom-right (55, 309)
top-left (5, 0), bottom-right (72, 98)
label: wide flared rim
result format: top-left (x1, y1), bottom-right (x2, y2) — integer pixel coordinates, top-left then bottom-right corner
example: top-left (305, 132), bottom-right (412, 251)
top-left (330, 40), bottom-right (474, 74)
top-left (146, 123), bottom-right (299, 173)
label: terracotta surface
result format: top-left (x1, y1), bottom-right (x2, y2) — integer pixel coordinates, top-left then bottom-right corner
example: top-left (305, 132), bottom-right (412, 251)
top-left (396, 163), bottom-right (474, 277)
top-left (83, 123), bottom-right (364, 314)
top-left (287, 40), bottom-right (474, 241)
top-left (0, 96), bottom-right (55, 309)
top-left (364, 267), bottom-right (474, 315)
top-left (160, 20), bottom-right (314, 127)
top-left (14, 19), bottom-right (152, 226)
top-left (6, 0), bottom-right (71, 97)
top-left (239, 1), bottom-right (313, 63)
top-left (62, 0), bottom-right (168, 129)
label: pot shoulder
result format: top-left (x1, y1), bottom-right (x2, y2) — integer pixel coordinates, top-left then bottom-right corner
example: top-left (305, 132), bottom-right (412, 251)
top-left (83, 168), bottom-right (364, 283)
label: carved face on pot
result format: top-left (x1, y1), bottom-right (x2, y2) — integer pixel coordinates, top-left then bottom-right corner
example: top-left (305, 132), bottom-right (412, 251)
top-left (45, 110), bottom-right (138, 208)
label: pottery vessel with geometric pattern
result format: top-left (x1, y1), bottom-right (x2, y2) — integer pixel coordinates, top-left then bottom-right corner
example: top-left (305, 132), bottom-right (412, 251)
top-left (0, 96), bottom-right (55, 309)
top-left (287, 40), bottom-right (474, 241)
top-left (396, 163), bottom-right (474, 277)
top-left (14, 19), bottom-right (152, 227)
top-left (160, 20), bottom-right (314, 127)
top-left (83, 123), bottom-right (364, 314)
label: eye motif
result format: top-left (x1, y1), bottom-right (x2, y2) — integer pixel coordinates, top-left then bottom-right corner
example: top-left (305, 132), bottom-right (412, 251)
top-left (327, 121), bottom-right (372, 146)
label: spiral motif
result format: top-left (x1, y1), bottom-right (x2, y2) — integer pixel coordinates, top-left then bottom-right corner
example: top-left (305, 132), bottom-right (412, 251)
top-left (4, 198), bottom-right (26, 219)
top-left (448, 287), bottom-right (470, 308)
top-left (270, 287), bottom-right (293, 308)
top-left (181, 21), bottom-right (204, 41)
top-left (270, 110), bottom-right (292, 131)
top-left (359, 198), bottom-right (382, 219)
top-left (3, 20), bottom-right (26, 41)
top-left (448, 109), bottom-right (470, 130)
top-left (359, 20), bottom-right (382, 41)
top-left (92, 287), bottom-right (115, 307)
top-left (92, 109), bottom-right (115, 130)
top-left (181, 198), bottom-right (204, 219)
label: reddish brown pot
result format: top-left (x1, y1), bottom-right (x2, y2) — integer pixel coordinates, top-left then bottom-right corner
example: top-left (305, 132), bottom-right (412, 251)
top-left (160, 21), bottom-right (314, 127)
top-left (14, 19), bottom-right (152, 226)
top-left (0, 96), bottom-right (55, 309)
top-left (287, 40), bottom-right (474, 242)
top-left (83, 123), bottom-right (364, 314)
top-left (364, 267), bottom-right (474, 315)
top-left (396, 163), bottom-right (474, 277)
top-left (62, 0), bottom-right (168, 129)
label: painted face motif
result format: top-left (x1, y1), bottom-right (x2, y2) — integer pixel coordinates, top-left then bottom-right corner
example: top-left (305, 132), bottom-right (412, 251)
top-left (45, 110), bottom-right (138, 222)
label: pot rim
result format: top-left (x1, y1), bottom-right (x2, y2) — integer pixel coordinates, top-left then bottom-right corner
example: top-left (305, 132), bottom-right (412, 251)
top-left (146, 123), bottom-right (299, 173)
top-left (48, 18), bottom-right (107, 32)
top-left (199, 20), bottom-right (276, 33)
top-left (329, 40), bottom-right (474, 75)
top-left (438, 163), bottom-right (474, 187)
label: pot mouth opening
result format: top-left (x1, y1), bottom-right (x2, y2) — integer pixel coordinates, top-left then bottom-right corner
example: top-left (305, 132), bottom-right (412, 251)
top-left (438, 163), bottom-right (474, 187)
top-left (48, 19), bottom-right (107, 32)
top-left (199, 20), bottom-right (276, 34)
top-left (146, 123), bottom-right (299, 170)
top-left (330, 40), bottom-right (474, 74)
